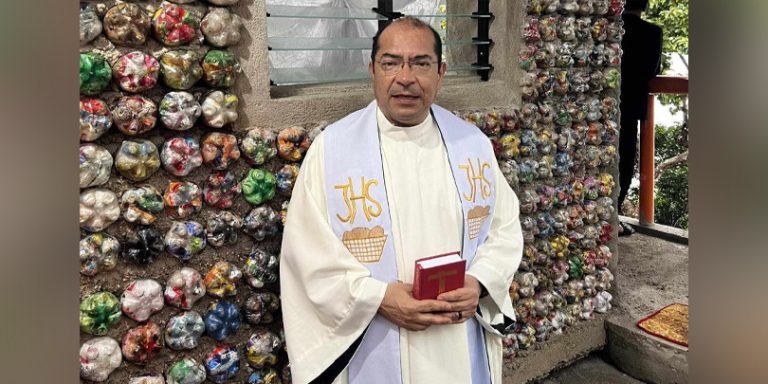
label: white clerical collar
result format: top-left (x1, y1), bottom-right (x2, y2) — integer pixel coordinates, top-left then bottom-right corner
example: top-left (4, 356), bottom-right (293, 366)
top-left (376, 106), bottom-right (436, 142)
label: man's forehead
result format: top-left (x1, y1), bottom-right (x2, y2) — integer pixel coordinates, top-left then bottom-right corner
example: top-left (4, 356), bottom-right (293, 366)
top-left (377, 24), bottom-right (436, 57)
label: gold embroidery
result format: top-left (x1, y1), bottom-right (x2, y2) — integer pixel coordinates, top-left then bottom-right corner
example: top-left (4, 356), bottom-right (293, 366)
top-left (458, 158), bottom-right (492, 203)
top-left (334, 177), bottom-right (382, 224)
top-left (467, 205), bottom-right (491, 239)
top-left (428, 270), bottom-right (457, 295)
top-left (341, 226), bottom-right (388, 263)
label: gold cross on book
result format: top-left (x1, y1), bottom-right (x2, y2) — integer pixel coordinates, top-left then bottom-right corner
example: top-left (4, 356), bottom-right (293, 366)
top-left (428, 270), bottom-right (457, 295)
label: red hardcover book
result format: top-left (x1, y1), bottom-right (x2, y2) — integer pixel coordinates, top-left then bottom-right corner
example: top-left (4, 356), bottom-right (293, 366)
top-left (412, 251), bottom-right (465, 300)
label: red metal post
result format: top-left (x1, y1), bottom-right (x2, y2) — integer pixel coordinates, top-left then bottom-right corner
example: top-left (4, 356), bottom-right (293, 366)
top-left (639, 94), bottom-right (656, 225)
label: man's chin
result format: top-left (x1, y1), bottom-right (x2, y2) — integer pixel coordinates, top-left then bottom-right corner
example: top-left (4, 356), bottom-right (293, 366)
top-left (386, 106), bottom-right (428, 125)
top-left (389, 113), bottom-right (427, 127)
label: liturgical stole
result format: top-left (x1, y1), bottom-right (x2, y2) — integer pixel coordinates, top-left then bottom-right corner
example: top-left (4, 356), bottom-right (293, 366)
top-left (323, 101), bottom-right (496, 384)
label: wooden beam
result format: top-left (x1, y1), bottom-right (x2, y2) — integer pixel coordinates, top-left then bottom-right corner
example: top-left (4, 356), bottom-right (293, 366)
top-left (649, 76), bottom-right (688, 95)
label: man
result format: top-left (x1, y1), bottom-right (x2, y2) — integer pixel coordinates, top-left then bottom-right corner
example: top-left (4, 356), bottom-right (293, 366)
top-left (619, 0), bottom-right (663, 236)
top-left (280, 17), bottom-right (522, 384)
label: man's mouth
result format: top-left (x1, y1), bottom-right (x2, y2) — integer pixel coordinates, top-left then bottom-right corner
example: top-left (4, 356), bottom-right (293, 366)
top-left (392, 94), bottom-right (420, 101)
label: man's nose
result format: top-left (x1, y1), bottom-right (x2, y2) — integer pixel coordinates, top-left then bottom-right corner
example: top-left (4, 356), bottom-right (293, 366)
top-left (395, 63), bottom-right (417, 85)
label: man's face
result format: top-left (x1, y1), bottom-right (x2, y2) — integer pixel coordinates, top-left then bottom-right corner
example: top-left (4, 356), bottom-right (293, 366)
top-left (369, 24), bottom-right (446, 127)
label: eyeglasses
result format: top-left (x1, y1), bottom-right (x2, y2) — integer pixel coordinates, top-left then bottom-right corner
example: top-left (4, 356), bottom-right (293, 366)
top-left (375, 58), bottom-right (439, 76)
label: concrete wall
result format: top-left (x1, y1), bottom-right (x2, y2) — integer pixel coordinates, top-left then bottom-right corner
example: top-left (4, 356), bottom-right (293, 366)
top-left (231, 0), bottom-right (525, 130)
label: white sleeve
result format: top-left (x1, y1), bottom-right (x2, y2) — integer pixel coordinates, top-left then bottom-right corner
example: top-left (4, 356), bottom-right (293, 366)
top-left (279, 134), bottom-right (388, 384)
top-left (466, 152), bottom-right (523, 334)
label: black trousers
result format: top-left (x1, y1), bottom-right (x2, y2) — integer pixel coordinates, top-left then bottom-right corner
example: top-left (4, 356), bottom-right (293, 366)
top-left (618, 115), bottom-right (640, 211)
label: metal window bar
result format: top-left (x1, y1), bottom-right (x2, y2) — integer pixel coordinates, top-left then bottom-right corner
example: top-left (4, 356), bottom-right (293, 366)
top-left (266, 1), bottom-right (493, 86)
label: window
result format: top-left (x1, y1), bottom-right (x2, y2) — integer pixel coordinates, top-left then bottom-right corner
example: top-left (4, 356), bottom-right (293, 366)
top-left (266, 0), bottom-right (493, 86)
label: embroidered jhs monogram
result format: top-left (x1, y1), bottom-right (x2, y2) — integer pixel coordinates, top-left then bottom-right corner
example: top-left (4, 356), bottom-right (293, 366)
top-left (334, 177), bottom-right (387, 263)
top-left (458, 158), bottom-right (492, 203)
top-left (334, 176), bottom-right (382, 224)
top-left (458, 158), bottom-right (492, 239)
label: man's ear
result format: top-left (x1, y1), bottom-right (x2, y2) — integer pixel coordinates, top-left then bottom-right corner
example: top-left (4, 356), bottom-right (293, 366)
top-left (368, 60), bottom-right (375, 77)
top-left (438, 62), bottom-right (447, 79)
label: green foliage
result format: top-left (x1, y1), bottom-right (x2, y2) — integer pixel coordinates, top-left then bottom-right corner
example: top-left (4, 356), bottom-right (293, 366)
top-left (653, 124), bottom-right (688, 229)
top-left (655, 164), bottom-right (688, 229)
top-left (654, 124), bottom-right (687, 162)
top-left (645, 0), bottom-right (689, 73)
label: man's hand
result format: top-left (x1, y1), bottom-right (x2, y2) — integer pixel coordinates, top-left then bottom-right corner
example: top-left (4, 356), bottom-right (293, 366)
top-left (435, 275), bottom-right (482, 324)
top-left (378, 282), bottom-right (454, 331)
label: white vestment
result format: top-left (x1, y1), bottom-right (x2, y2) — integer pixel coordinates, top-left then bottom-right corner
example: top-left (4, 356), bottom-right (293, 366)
top-left (280, 106), bottom-right (523, 384)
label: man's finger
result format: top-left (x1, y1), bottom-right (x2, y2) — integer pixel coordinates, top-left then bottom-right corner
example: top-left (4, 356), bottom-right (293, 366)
top-left (448, 300), bottom-right (477, 313)
top-left (437, 287), bottom-right (475, 302)
top-left (414, 299), bottom-right (452, 313)
top-left (416, 312), bottom-right (454, 325)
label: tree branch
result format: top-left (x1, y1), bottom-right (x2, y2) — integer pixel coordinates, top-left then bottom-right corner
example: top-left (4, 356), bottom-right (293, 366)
top-left (655, 150), bottom-right (688, 180)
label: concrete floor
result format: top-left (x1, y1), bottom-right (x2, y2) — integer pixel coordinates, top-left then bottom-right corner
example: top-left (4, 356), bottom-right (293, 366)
top-left (612, 232), bottom-right (689, 322)
top-left (536, 354), bottom-right (646, 384)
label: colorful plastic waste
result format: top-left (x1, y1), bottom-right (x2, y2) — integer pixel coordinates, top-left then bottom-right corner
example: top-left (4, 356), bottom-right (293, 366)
top-left (113, 51), bottom-right (160, 93)
top-left (205, 345), bottom-right (241, 383)
top-left (202, 50), bottom-right (240, 87)
top-left (164, 221), bottom-right (206, 260)
top-left (205, 211), bottom-right (243, 247)
top-left (104, 3), bottom-right (151, 46)
top-left (245, 329), bottom-right (282, 368)
top-left (121, 186), bottom-right (164, 225)
top-left (121, 322), bottom-right (162, 365)
top-left (80, 144), bottom-right (113, 188)
top-left (201, 132), bottom-right (240, 170)
top-left (160, 91), bottom-right (201, 131)
top-left (80, 189), bottom-right (120, 232)
top-left (80, 52), bottom-right (112, 96)
top-left (244, 292), bottom-right (280, 325)
top-left (152, 2), bottom-right (201, 46)
top-left (204, 261), bottom-right (242, 298)
top-left (80, 98), bottom-right (113, 142)
top-left (202, 8), bottom-right (243, 47)
top-left (160, 50), bottom-right (203, 90)
top-left (166, 358), bottom-right (206, 384)
top-left (164, 182), bottom-right (203, 218)
top-left (80, 291), bottom-right (122, 335)
top-left (165, 267), bottom-right (206, 310)
top-left (202, 90), bottom-right (239, 128)
top-left (243, 248), bottom-right (279, 289)
top-left (203, 170), bottom-right (242, 209)
top-left (165, 311), bottom-right (205, 350)
top-left (121, 279), bottom-right (164, 322)
top-left (115, 139), bottom-right (161, 182)
top-left (122, 227), bottom-right (165, 265)
top-left (204, 300), bottom-right (241, 341)
top-left (79, 337), bottom-right (122, 382)
top-left (276, 126), bottom-right (310, 162)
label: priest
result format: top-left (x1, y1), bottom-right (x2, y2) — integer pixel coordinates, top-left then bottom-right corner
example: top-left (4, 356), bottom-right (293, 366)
top-left (280, 17), bottom-right (523, 384)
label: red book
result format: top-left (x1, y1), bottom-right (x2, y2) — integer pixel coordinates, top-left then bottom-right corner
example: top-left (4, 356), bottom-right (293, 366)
top-left (412, 251), bottom-right (465, 300)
